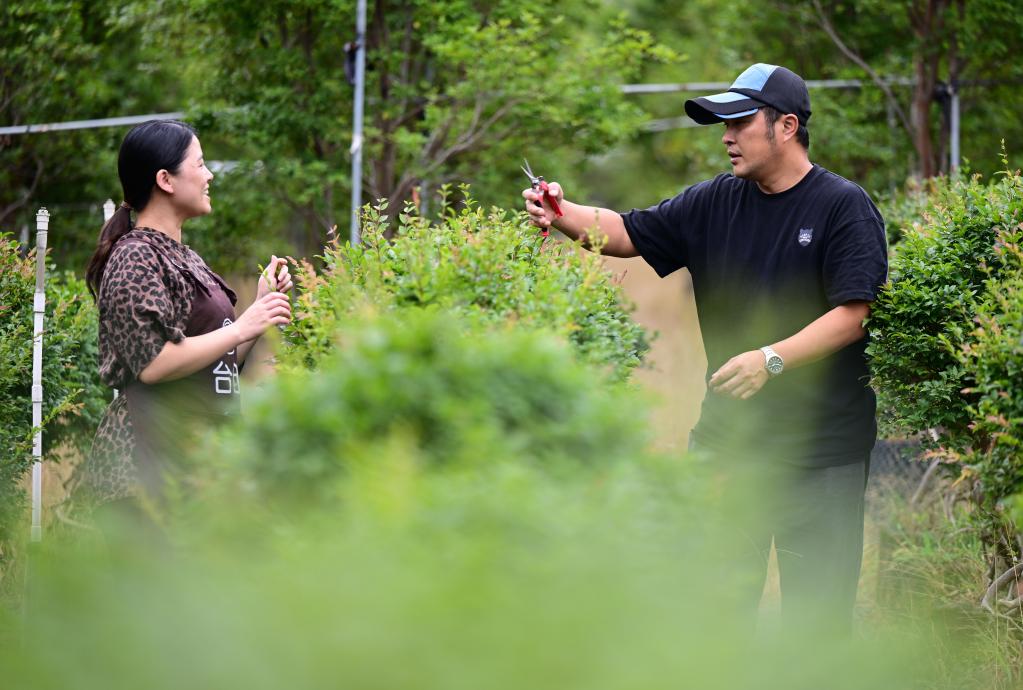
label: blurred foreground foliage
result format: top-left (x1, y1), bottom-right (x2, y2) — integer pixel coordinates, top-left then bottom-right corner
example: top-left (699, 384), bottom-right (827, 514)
top-left (3, 452), bottom-right (974, 690)
top-left (206, 308), bottom-right (647, 506)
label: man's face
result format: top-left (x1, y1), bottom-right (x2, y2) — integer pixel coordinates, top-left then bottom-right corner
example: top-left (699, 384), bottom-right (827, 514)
top-left (720, 110), bottom-right (778, 180)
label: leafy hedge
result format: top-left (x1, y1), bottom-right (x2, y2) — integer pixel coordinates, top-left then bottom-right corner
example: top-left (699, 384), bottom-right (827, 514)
top-left (193, 196), bottom-right (652, 509)
top-left (204, 306), bottom-right (648, 507)
top-left (282, 193), bottom-right (650, 381)
top-left (868, 165), bottom-right (1023, 512)
top-left (0, 235), bottom-right (104, 557)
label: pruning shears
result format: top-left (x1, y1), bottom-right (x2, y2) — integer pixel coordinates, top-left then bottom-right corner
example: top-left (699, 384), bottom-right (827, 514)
top-left (521, 158), bottom-right (563, 238)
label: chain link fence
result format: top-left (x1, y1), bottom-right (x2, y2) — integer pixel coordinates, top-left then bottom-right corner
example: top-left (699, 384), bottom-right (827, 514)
top-left (866, 436), bottom-right (939, 514)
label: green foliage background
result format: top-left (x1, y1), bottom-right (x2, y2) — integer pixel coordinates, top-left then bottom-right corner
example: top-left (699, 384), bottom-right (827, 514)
top-left (3, 1), bottom-right (1020, 275)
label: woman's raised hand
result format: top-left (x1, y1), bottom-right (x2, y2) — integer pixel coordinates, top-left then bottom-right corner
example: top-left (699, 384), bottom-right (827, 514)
top-left (233, 291), bottom-right (291, 342)
top-left (257, 255), bottom-right (294, 299)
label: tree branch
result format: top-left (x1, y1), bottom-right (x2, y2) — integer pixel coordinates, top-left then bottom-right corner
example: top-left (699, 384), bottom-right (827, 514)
top-left (910, 458), bottom-right (942, 507)
top-left (388, 96), bottom-right (517, 212)
top-left (810, 0), bottom-right (914, 137)
top-left (0, 153), bottom-right (44, 228)
top-left (425, 97), bottom-right (522, 173)
top-left (983, 561), bottom-right (1023, 613)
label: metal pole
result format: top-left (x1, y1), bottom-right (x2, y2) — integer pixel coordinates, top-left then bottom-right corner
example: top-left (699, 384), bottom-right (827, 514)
top-left (349, 0), bottom-right (367, 245)
top-left (30, 208), bottom-right (49, 543)
top-left (0, 111), bottom-right (187, 136)
top-left (103, 199), bottom-right (119, 400)
top-left (949, 82), bottom-right (960, 173)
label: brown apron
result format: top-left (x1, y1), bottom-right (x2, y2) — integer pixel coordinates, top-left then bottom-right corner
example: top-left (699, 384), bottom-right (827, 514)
top-left (124, 265), bottom-right (240, 496)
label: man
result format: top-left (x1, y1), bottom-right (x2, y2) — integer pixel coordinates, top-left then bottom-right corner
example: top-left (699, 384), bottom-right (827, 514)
top-left (523, 63), bottom-right (888, 634)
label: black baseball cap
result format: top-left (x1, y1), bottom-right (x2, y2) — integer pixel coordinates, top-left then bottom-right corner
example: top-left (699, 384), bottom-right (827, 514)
top-left (684, 63), bottom-right (811, 126)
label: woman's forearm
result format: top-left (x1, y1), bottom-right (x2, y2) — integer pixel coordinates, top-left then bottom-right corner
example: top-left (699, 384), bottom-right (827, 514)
top-left (138, 324), bottom-right (243, 384)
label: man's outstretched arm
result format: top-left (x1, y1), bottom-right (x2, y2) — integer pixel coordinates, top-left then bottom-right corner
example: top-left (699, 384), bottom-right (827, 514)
top-left (522, 182), bottom-right (639, 258)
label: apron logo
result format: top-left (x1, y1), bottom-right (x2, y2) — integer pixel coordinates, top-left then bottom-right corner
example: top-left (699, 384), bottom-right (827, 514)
top-left (797, 227), bottom-right (814, 246)
top-left (215, 317), bottom-right (240, 394)
top-left (223, 318), bottom-right (236, 356)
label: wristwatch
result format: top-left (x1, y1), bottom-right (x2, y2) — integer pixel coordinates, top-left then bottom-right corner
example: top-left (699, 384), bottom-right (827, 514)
top-left (760, 345), bottom-right (784, 376)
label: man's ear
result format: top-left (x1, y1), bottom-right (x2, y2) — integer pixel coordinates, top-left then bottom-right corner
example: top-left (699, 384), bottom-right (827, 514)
top-left (781, 114), bottom-right (800, 143)
top-left (154, 169), bottom-right (174, 194)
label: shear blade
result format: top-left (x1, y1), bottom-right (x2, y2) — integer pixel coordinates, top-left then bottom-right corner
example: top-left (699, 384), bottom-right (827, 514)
top-left (521, 159), bottom-right (538, 183)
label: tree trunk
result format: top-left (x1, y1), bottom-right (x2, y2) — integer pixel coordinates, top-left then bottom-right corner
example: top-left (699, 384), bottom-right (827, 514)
top-left (908, 0), bottom-right (950, 179)
top-left (910, 60), bottom-right (938, 179)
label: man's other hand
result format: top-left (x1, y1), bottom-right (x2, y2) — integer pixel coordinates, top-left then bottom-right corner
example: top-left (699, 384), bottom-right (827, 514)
top-left (709, 350), bottom-right (770, 400)
top-left (522, 182), bottom-right (564, 229)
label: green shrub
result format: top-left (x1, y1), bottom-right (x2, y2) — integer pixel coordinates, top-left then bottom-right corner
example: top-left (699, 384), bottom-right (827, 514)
top-left (202, 308), bottom-right (647, 506)
top-left (0, 234), bottom-right (104, 558)
top-left (282, 193), bottom-right (649, 381)
top-left (868, 163), bottom-right (1023, 580)
top-left (960, 242), bottom-right (1023, 509)
top-left (867, 168), bottom-right (1023, 448)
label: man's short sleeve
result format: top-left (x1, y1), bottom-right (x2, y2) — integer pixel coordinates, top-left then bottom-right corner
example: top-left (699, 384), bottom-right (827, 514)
top-left (620, 190), bottom-right (691, 278)
top-left (100, 242), bottom-right (190, 380)
top-left (823, 207), bottom-right (889, 307)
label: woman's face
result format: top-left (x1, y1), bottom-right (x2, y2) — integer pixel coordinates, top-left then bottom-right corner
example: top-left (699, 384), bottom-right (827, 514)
top-left (170, 136), bottom-right (214, 218)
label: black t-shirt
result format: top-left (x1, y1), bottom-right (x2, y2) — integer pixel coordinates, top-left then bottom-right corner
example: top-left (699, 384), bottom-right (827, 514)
top-left (621, 165), bottom-right (888, 466)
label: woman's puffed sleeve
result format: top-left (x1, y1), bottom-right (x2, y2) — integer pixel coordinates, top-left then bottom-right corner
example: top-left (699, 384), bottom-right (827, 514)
top-left (99, 242), bottom-right (191, 380)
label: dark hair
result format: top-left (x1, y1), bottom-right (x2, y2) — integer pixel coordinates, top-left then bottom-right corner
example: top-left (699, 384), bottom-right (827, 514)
top-left (761, 106), bottom-right (810, 150)
top-left (85, 119), bottom-right (197, 299)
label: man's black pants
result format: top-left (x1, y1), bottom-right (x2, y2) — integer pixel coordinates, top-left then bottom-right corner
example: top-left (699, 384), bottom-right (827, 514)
top-left (700, 447), bottom-right (870, 637)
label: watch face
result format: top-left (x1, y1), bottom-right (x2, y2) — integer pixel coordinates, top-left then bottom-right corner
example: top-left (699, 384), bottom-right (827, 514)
top-left (766, 356), bottom-right (784, 374)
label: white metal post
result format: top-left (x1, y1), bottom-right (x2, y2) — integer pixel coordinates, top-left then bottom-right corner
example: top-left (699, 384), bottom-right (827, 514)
top-left (30, 208), bottom-right (49, 543)
top-left (350, 0), bottom-right (367, 245)
top-left (103, 199), bottom-right (119, 400)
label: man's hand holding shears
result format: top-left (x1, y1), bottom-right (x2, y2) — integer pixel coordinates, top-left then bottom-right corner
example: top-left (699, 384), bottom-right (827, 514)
top-left (520, 159), bottom-right (564, 237)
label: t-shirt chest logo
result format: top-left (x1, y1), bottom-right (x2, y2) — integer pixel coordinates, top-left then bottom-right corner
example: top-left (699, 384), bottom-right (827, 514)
top-left (797, 227), bottom-right (814, 246)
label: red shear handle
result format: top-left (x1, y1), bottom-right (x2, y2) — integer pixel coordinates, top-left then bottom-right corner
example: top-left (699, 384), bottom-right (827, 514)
top-left (538, 180), bottom-right (564, 218)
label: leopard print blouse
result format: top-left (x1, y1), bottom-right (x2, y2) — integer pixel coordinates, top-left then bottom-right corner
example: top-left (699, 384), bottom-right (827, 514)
top-left (73, 227), bottom-right (234, 505)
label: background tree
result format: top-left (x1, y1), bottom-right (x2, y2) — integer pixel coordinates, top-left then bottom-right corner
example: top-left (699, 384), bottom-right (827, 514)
top-left (1, 1), bottom-right (1020, 273)
top-left (808, 0), bottom-right (1023, 179)
top-left (172, 0), bottom-right (671, 261)
top-left (0, 1), bottom-right (181, 269)
top-left (581, 0), bottom-right (1023, 211)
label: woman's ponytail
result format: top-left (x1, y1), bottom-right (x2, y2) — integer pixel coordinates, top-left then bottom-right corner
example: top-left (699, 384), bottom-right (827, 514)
top-left (85, 203), bottom-right (135, 300)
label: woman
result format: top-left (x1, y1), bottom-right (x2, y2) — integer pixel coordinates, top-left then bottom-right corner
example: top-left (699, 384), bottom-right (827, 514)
top-left (76, 119), bottom-right (292, 510)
